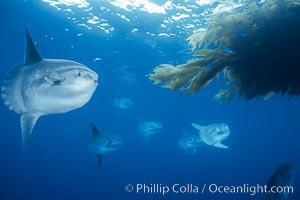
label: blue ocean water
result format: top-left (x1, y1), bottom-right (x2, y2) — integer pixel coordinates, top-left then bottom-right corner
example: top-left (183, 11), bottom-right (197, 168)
top-left (0, 0), bottom-right (299, 200)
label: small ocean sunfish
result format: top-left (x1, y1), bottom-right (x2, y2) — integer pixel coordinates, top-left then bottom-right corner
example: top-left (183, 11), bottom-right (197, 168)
top-left (266, 163), bottom-right (295, 200)
top-left (191, 123), bottom-right (230, 149)
top-left (113, 91), bottom-right (134, 116)
top-left (1, 27), bottom-right (98, 149)
top-left (88, 123), bottom-right (122, 168)
top-left (137, 120), bottom-right (163, 142)
top-left (178, 133), bottom-right (203, 154)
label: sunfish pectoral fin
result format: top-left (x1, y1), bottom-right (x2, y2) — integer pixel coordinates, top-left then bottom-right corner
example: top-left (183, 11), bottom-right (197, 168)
top-left (90, 123), bottom-right (100, 136)
top-left (20, 113), bottom-right (40, 150)
top-left (44, 76), bottom-right (65, 86)
top-left (24, 26), bottom-right (43, 64)
top-left (214, 143), bottom-right (229, 149)
top-left (96, 155), bottom-right (103, 168)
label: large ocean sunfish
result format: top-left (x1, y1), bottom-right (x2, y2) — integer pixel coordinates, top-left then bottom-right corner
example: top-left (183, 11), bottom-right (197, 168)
top-left (1, 27), bottom-right (98, 149)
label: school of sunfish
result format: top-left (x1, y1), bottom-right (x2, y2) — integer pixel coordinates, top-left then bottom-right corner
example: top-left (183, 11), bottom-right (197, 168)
top-left (1, 27), bottom-right (296, 198)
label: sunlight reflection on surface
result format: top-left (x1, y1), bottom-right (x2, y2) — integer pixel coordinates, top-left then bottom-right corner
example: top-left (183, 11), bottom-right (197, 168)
top-left (40, 0), bottom-right (244, 37)
top-left (108, 0), bottom-right (168, 13)
top-left (42, 0), bottom-right (89, 8)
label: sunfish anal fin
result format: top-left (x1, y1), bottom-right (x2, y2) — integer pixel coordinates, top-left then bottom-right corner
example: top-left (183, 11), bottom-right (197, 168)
top-left (20, 113), bottom-right (40, 150)
top-left (214, 143), bottom-right (229, 149)
top-left (96, 155), bottom-right (103, 168)
top-left (90, 123), bottom-right (101, 136)
top-left (24, 26), bottom-right (43, 64)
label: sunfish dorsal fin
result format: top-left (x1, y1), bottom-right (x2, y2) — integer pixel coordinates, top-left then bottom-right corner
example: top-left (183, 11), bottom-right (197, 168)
top-left (24, 26), bottom-right (43, 64)
top-left (191, 123), bottom-right (204, 132)
top-left (90, 123), bottom-right (101, 136)
top-left (20, 113), bottom-right (40, 150)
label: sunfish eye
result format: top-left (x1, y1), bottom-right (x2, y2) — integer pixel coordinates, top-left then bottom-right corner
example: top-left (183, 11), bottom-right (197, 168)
top-left (77, 72), bottom-right (81, 77)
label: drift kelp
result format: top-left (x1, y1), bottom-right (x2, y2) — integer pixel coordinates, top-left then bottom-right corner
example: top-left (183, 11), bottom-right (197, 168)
top-left (149, 0), bottom-right (300, 101)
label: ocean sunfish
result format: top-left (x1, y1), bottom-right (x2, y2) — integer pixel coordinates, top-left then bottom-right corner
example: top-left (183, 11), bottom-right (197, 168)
top-left (178, 133), bottom-right (203, 154)
top-left (88, 123), bottom-right (122, 168)
top-left (1, 27), bottom-right (98, 149)
top-left (113, 91), bottom-right (134, 116)
top-left (191, 123), bottom-right (230, 149)
top-left (137, 120), bottom-right (163, 142)
top-left (266, 163), bottom-right (295, 200)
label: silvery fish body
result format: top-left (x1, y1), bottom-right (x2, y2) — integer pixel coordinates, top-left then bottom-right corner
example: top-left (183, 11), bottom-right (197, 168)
top-left (114, 96), bottom-right (133, 110)
top-left (138, 121), bottom-right (163, 137)
top-left (113, 91), bottom-right (134, 116)
top-left (3, 59), bottom-right (98, 114)
top-left (178, 134), bottom-right (203, 154)
top-left (191, 123), bottom-right (230, 149)
top-left (89, 123), bottom-right (122, 168)
top-left (1, 27), bottom-right (98, 149)
top-left (266, 163), bottom-right (295, 200)
top-left (89, 134), bottom-right (123, 155)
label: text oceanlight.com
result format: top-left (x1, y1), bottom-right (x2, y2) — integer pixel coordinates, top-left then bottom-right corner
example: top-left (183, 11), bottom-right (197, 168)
top-left (124, 183), bottom-right (293, 196)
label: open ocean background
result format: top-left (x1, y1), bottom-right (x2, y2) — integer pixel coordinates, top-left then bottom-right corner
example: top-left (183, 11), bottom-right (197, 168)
top-left (0, 0), bottom-right (299, 199)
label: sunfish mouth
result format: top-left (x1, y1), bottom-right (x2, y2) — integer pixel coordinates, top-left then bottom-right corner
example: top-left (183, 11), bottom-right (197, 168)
top-left (82, 69), bottom-right (98, 85)
top-left (87, 70), bottom-right (98, 85)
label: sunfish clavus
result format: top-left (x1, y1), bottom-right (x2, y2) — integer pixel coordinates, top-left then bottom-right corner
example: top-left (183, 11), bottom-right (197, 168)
top-left (1, 27), bottom-right (98, 149)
